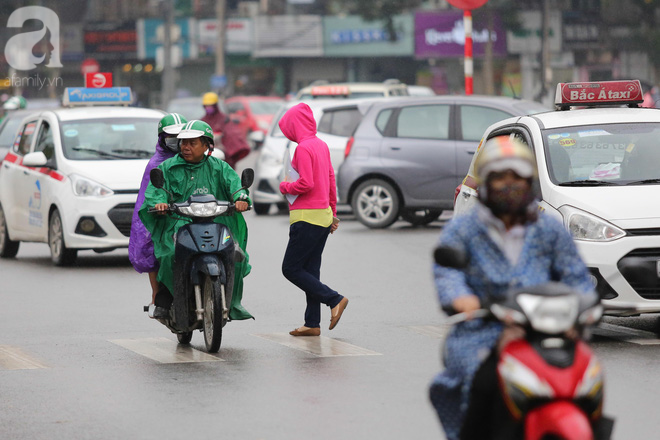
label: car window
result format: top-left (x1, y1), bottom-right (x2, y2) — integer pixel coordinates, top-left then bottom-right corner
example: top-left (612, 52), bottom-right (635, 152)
top-left (318, 108), bottom-right (362, 137)
top-left (34, 121), bottom-right (55, 160)
top-left (375, 109), bottom-right (394, 134)
top-left (460, 106), bottom-right (513, 141)
top-left (226, 102), bottom-right (245, 113)
top-left (248, 101), bottom-right (284, 115)
top-left (60, 117), bottom-right (160, 160)
top-left (396, 105), bottom-right (450, 140)
top-left (14, 120), bottom-right (38, 156)
top-left (543, 123), bottom-right (660, 184)
top-left (0, 117), bottom-right (24, 150)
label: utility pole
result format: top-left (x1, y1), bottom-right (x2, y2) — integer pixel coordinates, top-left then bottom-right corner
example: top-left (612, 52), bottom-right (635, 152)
top-left (214, 0), bottom-right (226, 93)
top-left (538, 0), bottom-right (551, 103)
top-left (161, 0), bottom-right (175, 109)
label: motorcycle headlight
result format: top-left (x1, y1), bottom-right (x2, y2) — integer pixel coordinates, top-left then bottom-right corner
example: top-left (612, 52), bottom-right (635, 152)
top-left (517, 293), bottom-right (578, 334)
top-left (559, 205), bottom-right (626, 242)
top-left (70, 174), bottom-right (113, 197)
top-left (178, 202), bottom-right (228, 217)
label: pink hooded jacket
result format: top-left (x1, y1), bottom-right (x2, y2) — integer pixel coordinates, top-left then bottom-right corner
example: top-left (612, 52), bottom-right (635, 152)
top-left (279, 103), bottom-right (337, 216)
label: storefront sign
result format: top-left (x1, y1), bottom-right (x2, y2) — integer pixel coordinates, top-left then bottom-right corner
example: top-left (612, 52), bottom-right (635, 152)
top-left (198, 18), bottom-right (252, 55)
top-left (254, 15), bottom-right (323, 57)
top-left (84, 22), bottom-right (137, 60)
top-left (323, 15), bottom-right (413, 57)
top-left (415, 12), bottom-right (506, 58)
top-left (136, 18), bottom-right (197, 61)
top-left (507, 10), bottom-right (562, 54)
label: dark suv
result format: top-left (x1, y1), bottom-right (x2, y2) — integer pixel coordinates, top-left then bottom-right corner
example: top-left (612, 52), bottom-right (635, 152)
top-left (337, 95), bottom-right (548, 228)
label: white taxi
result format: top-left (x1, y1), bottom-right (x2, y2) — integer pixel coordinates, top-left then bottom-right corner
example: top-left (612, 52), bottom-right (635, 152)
top-left (0, 87), bottom-right (165, 265)
top-left (455, 80), bottom-right (660, 315)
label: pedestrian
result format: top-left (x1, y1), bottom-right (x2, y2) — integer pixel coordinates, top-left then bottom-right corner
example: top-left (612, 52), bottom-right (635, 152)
top-left (128, 113), bottom-right (187, 313)
top-left (200, 91), bottom-right (250, 169)
top-left (429, 136), bottom-right (594, 440)
top-left (279, 102), bottom-right (347, 337)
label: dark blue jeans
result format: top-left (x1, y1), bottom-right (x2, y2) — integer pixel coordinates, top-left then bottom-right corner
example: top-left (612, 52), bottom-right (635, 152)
top-left (282, 221), bottom-right (343, 328)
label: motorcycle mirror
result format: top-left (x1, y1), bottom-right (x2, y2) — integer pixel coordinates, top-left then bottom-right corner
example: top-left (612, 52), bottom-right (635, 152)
top-left (150, 168), bottom-right (165, 189)
top-left (241, 168), bottom-right (255, 189)
top-left (434, 246), bottom-right (469, 269)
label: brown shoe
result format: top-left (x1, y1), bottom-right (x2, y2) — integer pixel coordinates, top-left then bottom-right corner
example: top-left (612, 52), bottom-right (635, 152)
top-left (329, 297), bottom-right (349, 330)
top-left (289, 327), bottom-right (321, 337)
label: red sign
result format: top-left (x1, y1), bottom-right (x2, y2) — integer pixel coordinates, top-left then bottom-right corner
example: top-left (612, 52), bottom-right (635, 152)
top-left (85, 72), bottom-right (113, 88)
top-left (311, 86), bottom-right (351, 96)
top-left (446, 0), bottom-right (489, 9)
top-left (555, 80), bottom-right (643, 106)
top-left (81, 58), bottom-right (100, 75)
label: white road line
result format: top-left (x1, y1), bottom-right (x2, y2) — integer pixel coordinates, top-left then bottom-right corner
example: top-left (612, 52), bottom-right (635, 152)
top-left (110, 337), bottom-right (225, 363)
top-left (0, 345), bottom-right (49, 370)
top-left (407, 325), bottom-right (451, 339)
top-left (252, 333), bottom-right (382, 357)
top-left (594, 323), bottom-right (660, 345)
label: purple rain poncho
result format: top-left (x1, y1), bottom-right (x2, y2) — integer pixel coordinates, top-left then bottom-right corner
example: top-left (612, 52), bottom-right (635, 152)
top-left (128, 142), bottom-right (176, 273)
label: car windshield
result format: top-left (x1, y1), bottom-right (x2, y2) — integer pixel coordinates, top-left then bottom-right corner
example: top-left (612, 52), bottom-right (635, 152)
top-left (543, 122), bottom-right (660, 185)
top-left (248, 100), bottom-right (284, 115)
top-left (60, 117), bottom-right (161, 160)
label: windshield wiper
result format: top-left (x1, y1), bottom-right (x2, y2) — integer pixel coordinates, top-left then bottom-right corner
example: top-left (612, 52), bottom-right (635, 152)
top-left (558, 180), bottom-right (620, 187)
top-left (71, 147), bottom-right (124, 159)
top-left (111, 148), bottom-right (153, 157)
top-left (625, 178), bottom-right (660, 185)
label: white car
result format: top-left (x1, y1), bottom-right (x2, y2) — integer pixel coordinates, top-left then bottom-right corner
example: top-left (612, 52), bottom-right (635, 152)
top-left (0, 87), bottom-right (165, 265)
top-left (251, 98), bottom-right (376, 215)
top-left (455, 79), bottom-right (660, 315)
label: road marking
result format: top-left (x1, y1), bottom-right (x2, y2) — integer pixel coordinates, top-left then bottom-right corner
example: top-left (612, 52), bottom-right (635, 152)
top-left (252, 333), bottom-right (382, 357)
top-left (110, 338), bottom-right (225, 363)
top-left (594, 322), bottom-right (660, 345)
top-left (407, 325), bottom-right (451, 339)
top-left (0, 345), bottom-right (49, 370)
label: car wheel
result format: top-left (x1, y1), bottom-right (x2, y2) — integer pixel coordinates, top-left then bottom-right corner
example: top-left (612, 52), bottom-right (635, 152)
top-left (0, 204), bottom-right (19, 258)
top-left (253, 203), bottom-right (271, 215)
top-left (49, 209), bottom-right (77, 266)
top-left (352, 179), bottom-right (400, 229)
top-left (401, 209), bottom-right (443, 226)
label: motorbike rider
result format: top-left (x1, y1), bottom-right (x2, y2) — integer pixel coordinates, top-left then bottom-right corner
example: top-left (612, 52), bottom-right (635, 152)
top-left (138, 120), bottom-right (253, 321)
top-left (201, 92), bottom-right (250, 169)
top-left (0, 95), bottom-right (27, 123)
top-left (429, 135), bottom-right (594, 440)
top-left (129, 113), bottom-right (187, 313)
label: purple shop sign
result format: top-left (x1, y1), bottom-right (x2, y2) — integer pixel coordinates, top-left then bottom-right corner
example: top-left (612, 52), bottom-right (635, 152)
top-left (415, 11), bottom-right (507, 58)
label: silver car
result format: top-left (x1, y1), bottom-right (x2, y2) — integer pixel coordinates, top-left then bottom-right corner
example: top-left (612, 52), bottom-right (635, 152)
top-left (337, 95), bottom-right (548, 228)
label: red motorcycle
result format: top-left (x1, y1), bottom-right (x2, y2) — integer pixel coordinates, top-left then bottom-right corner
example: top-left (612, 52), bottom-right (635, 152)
top-left (434, 247), bottom-right (614, 440)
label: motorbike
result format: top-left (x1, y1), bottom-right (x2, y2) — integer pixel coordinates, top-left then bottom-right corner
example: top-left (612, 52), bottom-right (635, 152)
top-left (143, 167), bottom-right (254, 353)
top-left (434, 246), bottom-right (614, 440)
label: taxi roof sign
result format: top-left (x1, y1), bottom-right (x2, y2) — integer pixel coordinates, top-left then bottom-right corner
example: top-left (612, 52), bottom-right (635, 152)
top-left (311, 85), bottom-right (351, 96)
top-left (555, 80), bottom-right (643, 110)
top-left (62, 87), bottom-right (133, 107)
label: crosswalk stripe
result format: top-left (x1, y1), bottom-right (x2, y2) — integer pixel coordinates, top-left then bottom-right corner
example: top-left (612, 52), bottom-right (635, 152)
top-left (408, 325), bottom-right (451, 339)
top-left (594, 322), bottom-right (660, 345)
top-left (110, 337), bottom-right (225, 363)
top-left (0, 345), bottom-right (48, 370)
top-left (252, 333), bottom-right (382, 357)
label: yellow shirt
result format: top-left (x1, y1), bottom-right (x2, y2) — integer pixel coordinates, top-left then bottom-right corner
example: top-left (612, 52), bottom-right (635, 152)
top-left (289, 207), bottom-right (333, 227)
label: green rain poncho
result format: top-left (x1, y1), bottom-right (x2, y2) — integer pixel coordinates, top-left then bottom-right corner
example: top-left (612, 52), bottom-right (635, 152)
top-left (138, 154), bottom-right (253, 320)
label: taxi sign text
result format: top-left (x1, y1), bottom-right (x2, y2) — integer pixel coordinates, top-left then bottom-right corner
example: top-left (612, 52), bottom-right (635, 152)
top-left (63, 87), bottom-right (133, 106)
top-left (311, 86), bottom-right (350, 96)
top-left (555, 80), bottom-right (643, 107)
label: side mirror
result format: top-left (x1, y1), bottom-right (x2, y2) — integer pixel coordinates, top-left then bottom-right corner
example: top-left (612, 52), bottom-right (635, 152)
top-left (150, 168), bottom-right (165, 189)
top-left (433, 246), bottom-right (469, 269)
top-left (241, 168), bottom-right (254, 189)
top-left (22, 151), bottom-right (48, 167)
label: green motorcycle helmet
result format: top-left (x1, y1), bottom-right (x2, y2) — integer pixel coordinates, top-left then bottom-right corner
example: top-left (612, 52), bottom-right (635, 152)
top-left (3, 96), bottom-right (27, 110)
top-left (157, 113), bottom-right (187, 136)
top-left (177, 120), bottom-right (214, 146)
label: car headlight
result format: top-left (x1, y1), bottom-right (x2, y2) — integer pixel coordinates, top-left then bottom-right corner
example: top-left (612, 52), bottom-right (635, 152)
top-left (559, 205), bottom-right (626, 242)
top-left (70, 174), bottom-right (113, 197)
top-left (517, 293), bottom-right (578, 335)
top-left (258, 148), bottom-right (283, 167)
top-left (178, 202), bottom-right (228, 217)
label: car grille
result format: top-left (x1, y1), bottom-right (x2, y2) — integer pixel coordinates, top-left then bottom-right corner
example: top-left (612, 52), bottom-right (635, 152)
top-left (617, 248), bottom-right (660, 300)
top-left (107, 203), bottom-right (135, 237)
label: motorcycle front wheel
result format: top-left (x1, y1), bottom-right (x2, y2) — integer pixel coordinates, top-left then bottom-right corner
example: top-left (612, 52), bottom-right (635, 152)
top-left (202, 274), bottom-right (225, 352)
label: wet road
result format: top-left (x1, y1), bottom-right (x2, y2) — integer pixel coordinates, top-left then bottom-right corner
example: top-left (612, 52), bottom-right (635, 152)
top-left (2, 209), bottom-right (660, 439)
